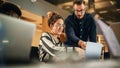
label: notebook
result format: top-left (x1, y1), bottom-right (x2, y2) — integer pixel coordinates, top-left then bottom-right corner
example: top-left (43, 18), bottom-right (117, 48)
top-left (0, 14), bottom-right (36, 62)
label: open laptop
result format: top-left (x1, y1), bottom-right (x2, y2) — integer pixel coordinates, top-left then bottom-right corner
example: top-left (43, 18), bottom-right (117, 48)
top-left (85, 19), bottom-right (120, 59)
top-left (0, 14), bottom-right (36, 62)
top-left (85, 42), bottom-right (102, 59)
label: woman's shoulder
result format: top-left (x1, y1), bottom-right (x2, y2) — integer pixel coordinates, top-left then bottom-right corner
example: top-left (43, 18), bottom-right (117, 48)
top-left (41, 32), bottom-right (52, 40)
top-left (41, 32), bottom-right (50, 37)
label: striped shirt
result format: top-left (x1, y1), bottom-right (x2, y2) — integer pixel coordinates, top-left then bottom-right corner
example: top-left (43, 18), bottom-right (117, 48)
top-left (39, 32), bottom-right (65, 57)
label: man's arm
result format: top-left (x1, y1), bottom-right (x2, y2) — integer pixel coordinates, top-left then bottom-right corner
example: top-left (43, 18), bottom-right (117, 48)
top-left (65, 19), bottom-right (80, 44)
top-left (65, 18), bottom-right (86, 49)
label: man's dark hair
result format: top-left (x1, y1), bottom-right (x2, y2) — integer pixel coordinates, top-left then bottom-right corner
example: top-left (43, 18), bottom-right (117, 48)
top-left (0, 2), bottom-right (21, 16)
top-left (73, 0), bottom-right (85, 5)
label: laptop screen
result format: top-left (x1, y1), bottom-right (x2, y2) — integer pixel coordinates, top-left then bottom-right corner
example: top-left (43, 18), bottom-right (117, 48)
top-left (0, 14), bottom-right (36, 62)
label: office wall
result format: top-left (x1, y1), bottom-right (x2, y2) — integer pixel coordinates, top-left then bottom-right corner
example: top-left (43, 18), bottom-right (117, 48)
top-left (7, 0), bottom-right (70, 19)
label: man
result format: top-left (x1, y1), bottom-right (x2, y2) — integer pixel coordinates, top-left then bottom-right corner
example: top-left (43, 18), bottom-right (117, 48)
top-left (65, 0), bottom-right (96, 50)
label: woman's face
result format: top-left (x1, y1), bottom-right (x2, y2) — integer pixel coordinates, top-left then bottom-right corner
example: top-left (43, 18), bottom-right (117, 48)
top-left (51, 19), bottom-right (64, 35)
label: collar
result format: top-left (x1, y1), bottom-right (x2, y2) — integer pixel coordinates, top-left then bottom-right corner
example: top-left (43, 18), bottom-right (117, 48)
top-left (72, 12), bottom-right (86, 20)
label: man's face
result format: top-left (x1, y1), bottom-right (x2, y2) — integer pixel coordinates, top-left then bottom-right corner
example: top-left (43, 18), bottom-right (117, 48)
top-left (73, 4), bottom-right (86, 19)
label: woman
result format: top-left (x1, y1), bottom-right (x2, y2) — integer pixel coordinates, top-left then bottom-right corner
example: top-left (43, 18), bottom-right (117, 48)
top-left (39, 11), bottom-right (66, 62)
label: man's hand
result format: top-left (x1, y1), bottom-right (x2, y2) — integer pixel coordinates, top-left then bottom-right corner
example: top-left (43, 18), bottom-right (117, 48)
top-left (78, 40), bottom-right (86, 50)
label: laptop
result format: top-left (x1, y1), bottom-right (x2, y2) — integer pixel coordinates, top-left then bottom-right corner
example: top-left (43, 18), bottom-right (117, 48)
top-left (0, 14), bottom-right (36, 62)
top-left (85, 42), bottom-right (102, 59)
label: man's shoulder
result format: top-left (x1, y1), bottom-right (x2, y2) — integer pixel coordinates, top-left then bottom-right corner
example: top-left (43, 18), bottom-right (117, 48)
top-left (85, 13), bottom-right (94, 18)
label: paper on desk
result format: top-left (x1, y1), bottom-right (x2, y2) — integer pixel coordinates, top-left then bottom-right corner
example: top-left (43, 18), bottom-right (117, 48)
top-left (85, 42), bottom-right (102, 59)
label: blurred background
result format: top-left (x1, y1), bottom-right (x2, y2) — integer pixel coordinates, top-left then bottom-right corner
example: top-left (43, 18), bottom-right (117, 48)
top-left (0, 0), bottom-right (120, 67)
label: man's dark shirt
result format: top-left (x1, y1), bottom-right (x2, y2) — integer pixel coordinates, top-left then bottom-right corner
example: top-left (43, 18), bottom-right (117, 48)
top-left (65, 13), bottom-right (96, 47)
